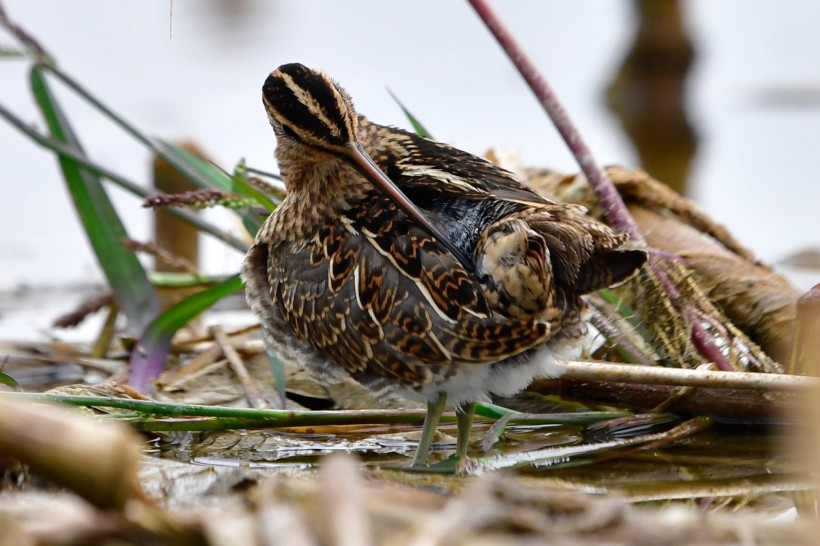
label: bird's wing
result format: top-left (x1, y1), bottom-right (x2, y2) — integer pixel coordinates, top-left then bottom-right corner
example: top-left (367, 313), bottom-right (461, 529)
top-left (358, 119), bottom-right (552, 208)
top-left (268, 192), bottom-right (554, 388)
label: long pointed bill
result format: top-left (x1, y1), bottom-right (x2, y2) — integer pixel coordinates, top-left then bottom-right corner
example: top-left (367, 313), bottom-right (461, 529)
top-left (345, 142), bottom-right (474, 271)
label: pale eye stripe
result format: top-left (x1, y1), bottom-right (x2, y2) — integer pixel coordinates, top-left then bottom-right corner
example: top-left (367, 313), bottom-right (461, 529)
top-left (279, 72), bottom-right (341, 138)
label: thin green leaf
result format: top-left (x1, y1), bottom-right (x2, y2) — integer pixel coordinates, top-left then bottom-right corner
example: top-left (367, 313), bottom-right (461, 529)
top-left (147, 271), bottom-right (233, 287)
top-left (41, 64), bottom-right (258, 205)
top-left (0, 46), bottom-right (24, 59)
top-left (475, 402), bottom-right (519, 419)
top-left (387, 89), bottom-right (432, 138)
top-left (0, 373), bottom-right (21, 391)
top-left (267, 354), bottom-right (286, 409)
top-left (13, 64), bottom-right (257, 250)
top-left (156, 140), bottom-right (269, 235)
top-left (2, 392), bottom-right (446, 430)
top-left (154, 138), bottom-right (233, 191)
top-left (29, 66), bottom-right (159, 336)
top-left (231, 159), bottom-right (278, 212)
top-left (129, 274), bottom-right (243, 391)
top-left (0, 100), bottom-right (250, 251)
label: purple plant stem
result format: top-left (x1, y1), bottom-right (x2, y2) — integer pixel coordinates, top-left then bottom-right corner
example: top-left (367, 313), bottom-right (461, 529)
top-left (128, 338), bottom-right (171, 393)
top-left (0, 2), bottom-right (53, 62)
top-left (588, 305), bottom-right (656, 367)
top-left (687, 308), bottom-right (734, 372)
top-left (467, 0), bottom-right (643, 243)
top-left (467, 0), bottom-right (692, 312)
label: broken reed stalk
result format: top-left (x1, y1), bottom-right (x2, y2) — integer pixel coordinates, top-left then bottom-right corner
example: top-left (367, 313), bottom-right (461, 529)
top-left (210, 324), bottom-right (270, 409)
top-left (0, 395), bottom-right (208, 544)
top-left (0, 397), bottom-right (142, 510)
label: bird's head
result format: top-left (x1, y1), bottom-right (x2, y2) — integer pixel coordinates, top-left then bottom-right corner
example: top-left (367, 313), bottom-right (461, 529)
top-left (263, 63), bottom-right (358, 155)
top-left (262, 63), bottom-right (474, 270)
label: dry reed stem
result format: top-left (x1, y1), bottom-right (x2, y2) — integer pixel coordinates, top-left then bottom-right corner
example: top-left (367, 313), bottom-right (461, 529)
top-left (559, 360), bottom-right (815, 391)
top-left (210, 325), bottom-right (270, 409)
top-left (321, 454), bottom-right (373, 546)
top-left (0, 396), bottom-right (208, 544)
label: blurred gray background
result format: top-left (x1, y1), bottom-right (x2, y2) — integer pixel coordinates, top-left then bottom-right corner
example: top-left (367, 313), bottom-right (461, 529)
top-left (1, 1), bottom-right (818, 335)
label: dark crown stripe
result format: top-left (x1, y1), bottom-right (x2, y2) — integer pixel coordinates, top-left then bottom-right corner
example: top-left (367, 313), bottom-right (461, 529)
top-left (263, 63), bottom-right (355, 148)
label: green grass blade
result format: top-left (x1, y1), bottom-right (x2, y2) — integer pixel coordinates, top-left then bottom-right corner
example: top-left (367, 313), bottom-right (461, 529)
top-left (267, 354), bottom-right (286, 409)
top-left (0, 47), bottom-right (25, 59)
top-left (475, 402), bottom-right (519, 418)
top-left (0, 373), bottom-right (21, 391)
top-left (156, 140), bottom-right (269, 235)
top-left (29, 65), bottom-right (159, 335)
top-left (129, 273), bottom-right (244, 391)
top-left (154, 138), bottom-right (234, 191)
top-left (387, 89), bottom-right (432, 138)
top-left (162, 146), bottom-right (279, 213)
top-left (231, 160), bottom-right (279, 212)
top-left (43, 64), bottom-right (268, 215)
top-left (0, 100), bottom-right (250, 252)
top-left (147, 271), bottom-right (232, 287)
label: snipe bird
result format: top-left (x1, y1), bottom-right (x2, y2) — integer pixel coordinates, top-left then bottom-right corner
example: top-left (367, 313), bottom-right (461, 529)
top-left (243, 63), bottom-right (647, 467)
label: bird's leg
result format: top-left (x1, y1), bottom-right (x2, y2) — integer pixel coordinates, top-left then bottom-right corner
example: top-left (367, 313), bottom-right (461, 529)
top-left (455, 402), bottom-right (476, 461)
top-left (412, 392), bottom-right (447, 468)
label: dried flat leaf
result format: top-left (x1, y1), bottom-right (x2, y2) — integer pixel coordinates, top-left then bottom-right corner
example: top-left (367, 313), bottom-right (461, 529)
top-left (524, 164), bottom-right (797, 370)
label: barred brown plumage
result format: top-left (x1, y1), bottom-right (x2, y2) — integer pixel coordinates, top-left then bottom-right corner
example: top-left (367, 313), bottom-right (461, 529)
top-left (242, 63), bottom-right (647, 468)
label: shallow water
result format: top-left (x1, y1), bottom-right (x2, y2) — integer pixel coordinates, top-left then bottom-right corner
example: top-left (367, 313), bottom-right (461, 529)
top-left (148, 416), bottom-right (798, 509)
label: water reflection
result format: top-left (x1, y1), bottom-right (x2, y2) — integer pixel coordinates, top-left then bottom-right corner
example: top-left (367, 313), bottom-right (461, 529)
top-left (607, 0), bottom-right (696, 195)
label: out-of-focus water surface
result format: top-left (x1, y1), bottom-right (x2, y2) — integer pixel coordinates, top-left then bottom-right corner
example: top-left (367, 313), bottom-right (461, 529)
top-left (1, 1), bottom-right (818, 338)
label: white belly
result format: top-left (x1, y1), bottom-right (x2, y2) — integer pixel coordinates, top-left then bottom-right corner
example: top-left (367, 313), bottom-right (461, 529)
top-left (392, 330), bottom-right (589, 407)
